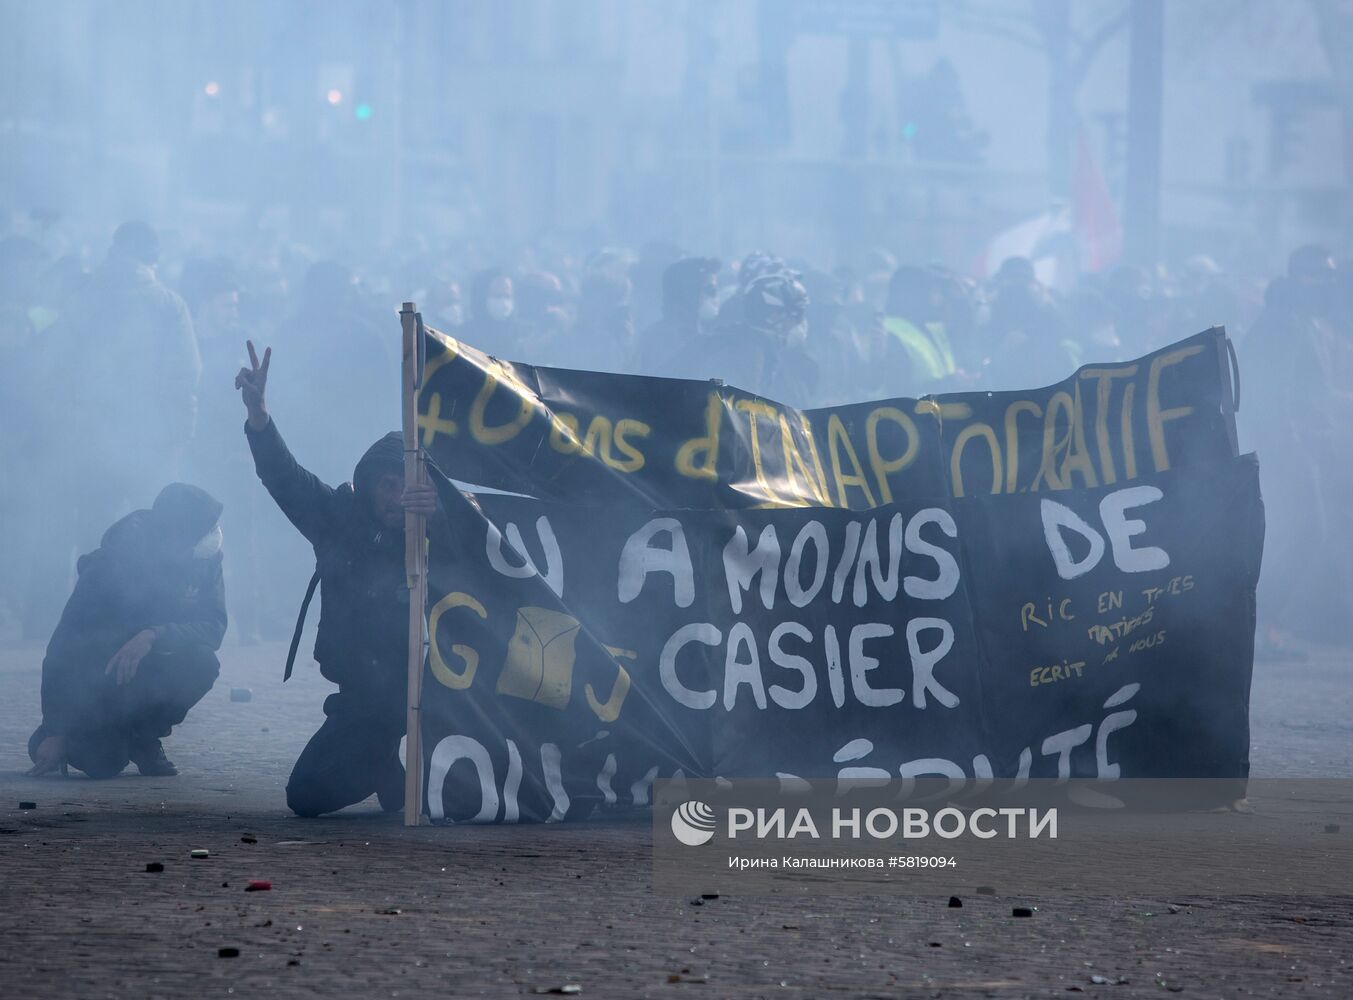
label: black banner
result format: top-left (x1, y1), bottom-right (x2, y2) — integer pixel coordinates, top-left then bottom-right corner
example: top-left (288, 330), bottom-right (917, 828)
top-left (415, 327), bottom-right (1237, 510)
top-left (417, 331), bottom-right (1260, 823)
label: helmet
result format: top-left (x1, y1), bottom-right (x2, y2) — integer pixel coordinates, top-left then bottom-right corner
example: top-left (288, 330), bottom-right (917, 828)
top-left (742, 271), bottom-right (810, 338)
top-left (737, 250), bottom-right (787, 291)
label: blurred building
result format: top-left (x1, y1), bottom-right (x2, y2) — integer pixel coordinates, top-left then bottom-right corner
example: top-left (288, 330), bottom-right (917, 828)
top-left (0, 0), bottom-right (1347, 274)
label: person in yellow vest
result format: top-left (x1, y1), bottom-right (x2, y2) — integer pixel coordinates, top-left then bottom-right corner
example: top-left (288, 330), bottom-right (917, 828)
top-left (882, 266), bottom-right (958, 390)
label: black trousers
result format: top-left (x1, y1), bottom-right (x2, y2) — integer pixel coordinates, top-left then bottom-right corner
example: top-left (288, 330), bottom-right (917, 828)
top-left (286, 690), bottom-right (405, 817)
top-left (32, 645), bottom-right (219, 779)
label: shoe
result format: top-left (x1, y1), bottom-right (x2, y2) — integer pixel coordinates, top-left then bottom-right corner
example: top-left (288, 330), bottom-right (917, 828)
top-left (130, 738), bottom-right (178, 777)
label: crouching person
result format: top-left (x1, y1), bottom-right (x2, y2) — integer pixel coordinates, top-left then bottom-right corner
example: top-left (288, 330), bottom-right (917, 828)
top-left (235, 341), bottom-right (441, 817)
top-left (27, 484), bottom-right (225, 778)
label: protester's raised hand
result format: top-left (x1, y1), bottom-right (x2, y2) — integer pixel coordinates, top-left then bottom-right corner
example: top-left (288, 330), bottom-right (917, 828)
top-left (234, 340), bottom-right (272, 430)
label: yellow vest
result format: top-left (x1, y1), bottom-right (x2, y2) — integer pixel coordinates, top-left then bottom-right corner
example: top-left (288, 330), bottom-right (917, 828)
top-left (883, 316), bottom-right (956, 381)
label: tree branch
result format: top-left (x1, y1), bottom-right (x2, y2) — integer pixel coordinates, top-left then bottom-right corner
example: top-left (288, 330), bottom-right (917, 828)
top-left (1071, 5), bottom-right (1131, 85)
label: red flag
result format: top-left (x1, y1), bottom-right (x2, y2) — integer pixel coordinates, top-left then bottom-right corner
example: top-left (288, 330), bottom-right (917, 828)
top-left (1074, 130), bottom-right (1122, 273)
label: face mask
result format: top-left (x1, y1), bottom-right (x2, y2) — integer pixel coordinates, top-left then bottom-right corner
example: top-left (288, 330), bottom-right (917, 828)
top-left (193, 524), bottom-right (223, 559)
top-left (438, 303), bottom-right (464, 327)
top-left (787, 320), bottom-right (809, 346)
top-left (698, 297), bottom-right (719, 323)
top-left (486, 297), bottom-right (514, 321)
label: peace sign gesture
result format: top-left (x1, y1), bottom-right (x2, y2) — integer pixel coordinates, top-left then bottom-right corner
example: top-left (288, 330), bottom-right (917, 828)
top-left (235, 339), bottom-right (272, 430)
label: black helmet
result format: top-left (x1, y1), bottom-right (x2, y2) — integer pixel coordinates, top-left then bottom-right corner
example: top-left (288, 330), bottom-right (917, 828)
top-left (742, 271), bottom-right (809, 338)
top-left (736, 250), bottom-right (786, 292)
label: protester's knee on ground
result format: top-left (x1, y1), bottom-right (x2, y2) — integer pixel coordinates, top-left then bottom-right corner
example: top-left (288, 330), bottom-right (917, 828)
top-left (286, 760), bottom-right (353, 817)
top-left (286, 780), bottom-right (331, 818)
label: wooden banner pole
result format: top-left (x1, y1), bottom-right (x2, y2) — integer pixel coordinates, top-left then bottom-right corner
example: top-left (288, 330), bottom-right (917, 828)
top-left (400, 302), bottom-right (428, 826)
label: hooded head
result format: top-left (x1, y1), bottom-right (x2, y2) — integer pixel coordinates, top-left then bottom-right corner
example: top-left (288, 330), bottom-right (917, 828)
top-left (354, 431), bottom-right (405, 529)
top-left (111, 221), bottom-right (160, 267)
top-left (150, 483), bottom-right (224, 557)
top-left (736, 250), bottom-right (784, 294)
top-left (661, 256), bottom-right (721, 326)
top-left (742, 271), bottom-right (810, 345)
top-left (886, 265), bottom-right (940, 321)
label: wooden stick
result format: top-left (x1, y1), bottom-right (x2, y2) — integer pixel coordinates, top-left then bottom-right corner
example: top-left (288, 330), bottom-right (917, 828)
top-left (400, 302), bottom-right (428, 826)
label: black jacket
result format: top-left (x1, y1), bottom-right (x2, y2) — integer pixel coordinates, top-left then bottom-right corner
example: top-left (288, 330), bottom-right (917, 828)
top-left (41, 484), bottom-right (226, 734)
top-left (246, 418), bottom-right (442, 716)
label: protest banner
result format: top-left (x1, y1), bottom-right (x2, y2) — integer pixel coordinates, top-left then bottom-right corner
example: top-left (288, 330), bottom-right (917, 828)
top-left (405, 326), bottom-right (1260, 823)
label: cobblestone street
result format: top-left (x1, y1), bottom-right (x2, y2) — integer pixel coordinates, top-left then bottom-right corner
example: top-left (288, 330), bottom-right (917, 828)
top-left (1, 640), bottom-right (1351, 999)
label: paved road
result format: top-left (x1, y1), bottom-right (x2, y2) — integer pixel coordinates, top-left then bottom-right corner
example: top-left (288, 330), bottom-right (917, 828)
top-left (1, 640), bottom-right (1350, 998)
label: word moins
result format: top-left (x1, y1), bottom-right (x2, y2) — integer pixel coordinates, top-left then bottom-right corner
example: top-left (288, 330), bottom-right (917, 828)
top-left (726, 806), bottom-right (1058, 840)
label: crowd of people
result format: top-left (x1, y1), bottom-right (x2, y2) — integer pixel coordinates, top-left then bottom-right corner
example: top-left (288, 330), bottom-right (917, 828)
top-left (1, 214), bottom-right (1350, 791)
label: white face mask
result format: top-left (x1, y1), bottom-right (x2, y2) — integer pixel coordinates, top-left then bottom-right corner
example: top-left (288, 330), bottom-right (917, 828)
top-left (698, 297), bottom-right (719, 323)
top-left (438, 303), bottom-right (464, 327)
top-left (193, 524), bottom-right (223, 559)
top-left (485, 297), bottom-right (514, 321)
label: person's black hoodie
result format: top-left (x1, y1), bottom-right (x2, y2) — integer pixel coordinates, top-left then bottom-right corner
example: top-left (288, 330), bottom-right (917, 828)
top-left (40, 483), bottom-right (226, 735)
top-left (246, 419), bottom-right (437, 724)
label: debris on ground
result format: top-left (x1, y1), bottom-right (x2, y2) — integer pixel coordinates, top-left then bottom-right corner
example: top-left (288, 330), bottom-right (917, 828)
top-left (190, 849), bottom-right (209, 859)
top-left (18, 801), bottom-right (36, 810)
top-left (948, 896), bottom-right (963, 908)
top-left (240, 834), bottom-right (257, 844)
top-left (217, 947), bottom-right (239, 958)
top-left (145, 862), bottom-right (164, 873)
top-left (1012, 907), bottom-right (1033, 918)
top-left (245, 880), bottom-right (272, 892)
